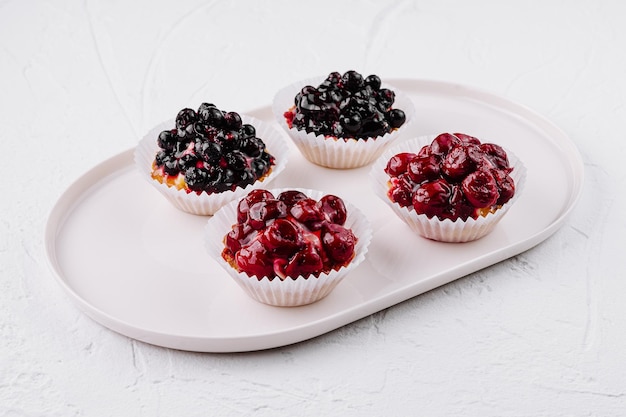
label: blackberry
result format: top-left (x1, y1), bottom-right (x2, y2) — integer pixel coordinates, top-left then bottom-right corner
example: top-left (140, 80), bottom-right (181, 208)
top-left (287, 70), bottom-right (406, 139)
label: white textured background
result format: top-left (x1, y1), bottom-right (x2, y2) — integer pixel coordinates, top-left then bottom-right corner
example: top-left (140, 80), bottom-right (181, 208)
top-left (2, 0), bottom-right (625, 416)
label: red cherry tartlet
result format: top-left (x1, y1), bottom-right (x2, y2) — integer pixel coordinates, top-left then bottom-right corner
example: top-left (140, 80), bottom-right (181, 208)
top-left (205, 188), bottom-right (372, 306)
top-left (371, 133), bottom-right (526, 242)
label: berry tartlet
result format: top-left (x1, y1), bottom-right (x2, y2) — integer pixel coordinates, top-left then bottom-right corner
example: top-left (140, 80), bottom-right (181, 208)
top-left (272, 71), bottom-right (415, 169)
top-left (370, 133), bottom-right (526, 242)
top-left (135, 104), bottom-right (289, 215)
top-left (204, 188), bottom-right (372, 306)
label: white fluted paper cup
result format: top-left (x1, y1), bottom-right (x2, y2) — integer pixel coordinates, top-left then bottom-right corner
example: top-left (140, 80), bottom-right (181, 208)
top-left (134, 115), bottom-right (290, 216)
top-left (370, 134), bottom-right (527, 243)
top-left (272, 76), bottom-right (416, 169)
top-left (204, 188), bottom-right (373, 307)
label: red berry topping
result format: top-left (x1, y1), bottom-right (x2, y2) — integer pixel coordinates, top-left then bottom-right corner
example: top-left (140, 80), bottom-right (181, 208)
top-left (385, 133), bottom-right (516, 221)
top-left (222, 190), bottom-right (358, 280)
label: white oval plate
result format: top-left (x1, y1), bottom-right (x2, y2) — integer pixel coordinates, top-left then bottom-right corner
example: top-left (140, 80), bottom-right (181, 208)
top-left (44, 79), bottom-right (584, 352)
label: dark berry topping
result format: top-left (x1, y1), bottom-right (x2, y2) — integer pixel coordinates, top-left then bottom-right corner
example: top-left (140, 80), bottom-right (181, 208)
top-left (152, 103), bottom-right (275, 195)
top-left (286, 70), bottom-right (407, 140)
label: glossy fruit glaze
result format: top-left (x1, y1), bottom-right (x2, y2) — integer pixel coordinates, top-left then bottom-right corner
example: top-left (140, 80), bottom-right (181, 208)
top-left (385, 133), bottom-right (516, 221)
top-left (284, 70), bottom-right (406, 140)
top-left (222, 189), bottom-right (357, 281)
top-left (152, 103), bottom-right (274, 194)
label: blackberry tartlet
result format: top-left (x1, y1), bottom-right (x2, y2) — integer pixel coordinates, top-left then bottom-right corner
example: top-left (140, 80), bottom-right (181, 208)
top-left (204, 188), bottom-right (372, 306)
top-left (370, 133), bottom-right (526, 242)
top-left (135, 104), bottom-right (289, 215)
top-left (273, 71), bottom-right (415, 169)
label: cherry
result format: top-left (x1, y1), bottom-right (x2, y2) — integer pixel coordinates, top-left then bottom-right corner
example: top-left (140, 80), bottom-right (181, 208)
top-left (462, 170), bottom-right (499, 208)
top-left (322, 223), bottom-right (356, 264)
top-left (284, 242), bottom-right (324, 279)
top-left (261, 218), bottom-right (303, 256)
top-left (385, 152), bottom-right (415, 176)
top-left (237, 189), bottom-right (275, 223)
top-left (247, 199), bottom-right (287, 230)
top-left (493, 169), bottom-right (515, 205)
top-left (412, 179), bottom-right (453, 218)
top-left (317, 194), bottom-right (347, 225)
top-left (480, 143), bottom-right (509, 169)
top-left (277, 190), bottom-right (308, 206)
top-left (430, 133), bottom-right (461, 156)
top-left (235, 240), bottom-right (274, 279)
top-left (289, 199), bottom-right (325, 231)
top-left (454, 132), bottom-right (481, 145)
top-left (408, 155), bottom-right (440, 184)
top-left (441, 145), bottom-right (474, 180)
top-left (388, 178), bottom-right (413, 207)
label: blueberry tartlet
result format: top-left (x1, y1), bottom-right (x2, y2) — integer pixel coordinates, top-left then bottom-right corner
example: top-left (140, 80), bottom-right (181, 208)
top-left (135, 104), bottom-right (289, 215)
top-left (204, 188), bottom-right (372, 306)
top-left (370, 133), bottom-right (526, 242)
top-left (273, 71), bottom-right (415, 169)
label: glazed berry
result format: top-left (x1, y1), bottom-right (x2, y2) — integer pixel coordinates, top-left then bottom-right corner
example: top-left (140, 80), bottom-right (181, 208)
top-left (462, 170), bottom-right (499, 208)
top-left (175, 108), bottom-right (197, 130)
top-left (317, 194), bottom-right (347, 225)
top-left (322, 223), bottom-right (356, 263)
top-left (277, 190), bottom-right (308, 206)
top-left (157, 130), bottom-right (177, 150)
top-left (151, 103), bottom-right (275, 195)
top-left (385, 133), bottom-right (516, 221)
top-left (285, 70), bottom-right (407, 140)
top-left (261, 218), bottom-right (304, 256)
top-left (385, 152), bottom-right (415, 177)
top-left (222, 190), bottom-right (358, 280)
top-left (248, 199), bottom-right (288, 230)
top-left (237, 189), bottom-right (275, 223)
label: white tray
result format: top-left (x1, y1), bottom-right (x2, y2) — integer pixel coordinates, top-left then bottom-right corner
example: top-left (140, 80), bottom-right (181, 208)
top-left (44, 79), bottom-right (584, 352)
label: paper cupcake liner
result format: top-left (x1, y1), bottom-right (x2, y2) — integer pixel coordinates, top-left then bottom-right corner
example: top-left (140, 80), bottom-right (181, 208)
top-left (204, 188), bottom-right (373, 307)
top-left (272, 76), bottom-right (416, 169)
top-left (370, 135), bottom-right (527, 243)
top-left (134, 115), bottom-right (290, 216)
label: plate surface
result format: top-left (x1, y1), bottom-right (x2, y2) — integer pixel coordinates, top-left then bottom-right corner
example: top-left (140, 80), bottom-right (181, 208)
top-left (45, 79), bottom-right (584, 352)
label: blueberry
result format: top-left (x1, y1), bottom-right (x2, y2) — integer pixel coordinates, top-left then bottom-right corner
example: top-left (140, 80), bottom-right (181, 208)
top-left (197, 103), bottom-right (217, 121)
top-left (155, 150), bottom-right (168, 167)
top-left (175, 108), bottom-right (197, 130)
top-left (178, 153), bottom-right (199, 171)
top-left (340, 112), bottom-right (362, 133)
top-left (163, 157), bottom-right (179, 175)
top-left (364, 74), bottom-right (381, 90)
top-left (240, 124), bottom-right (256, 139)
top-left (342, 70), bottom-right (364, 92)
top-left (200, 106), bottom-right (224, 127)
top-left (157, 130), bottom-right (177, 150)
top-left (388, 109), bottom-right (406, 129)
top-left (224, 111), bottom-right (242, 130)
top-left (197, 141), bottom-right (221, 163)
